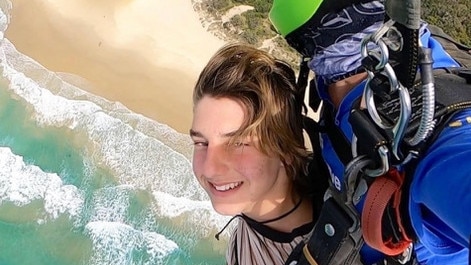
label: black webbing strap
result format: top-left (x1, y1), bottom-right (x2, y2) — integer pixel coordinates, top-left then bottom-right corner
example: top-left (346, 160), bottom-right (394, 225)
top-left (297, 58), bottom-right (310, 100)
top-left (385, 0), bottom-right (420, 90)
top-left (285, 197), bottom-right (364, 265)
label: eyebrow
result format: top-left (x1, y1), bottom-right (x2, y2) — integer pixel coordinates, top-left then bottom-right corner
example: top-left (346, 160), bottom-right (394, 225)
top-left (189, 129), bottom-right (239, 138)
top-left (189, 129), bottom-right (202, 138)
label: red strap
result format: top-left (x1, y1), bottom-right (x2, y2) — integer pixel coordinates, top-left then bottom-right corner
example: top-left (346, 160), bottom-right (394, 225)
top-left (361, 168), bottom-right (413, 256)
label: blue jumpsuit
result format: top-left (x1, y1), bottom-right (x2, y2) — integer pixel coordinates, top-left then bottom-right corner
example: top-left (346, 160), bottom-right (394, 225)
top-left (316, 27), bottom-right (471, 264)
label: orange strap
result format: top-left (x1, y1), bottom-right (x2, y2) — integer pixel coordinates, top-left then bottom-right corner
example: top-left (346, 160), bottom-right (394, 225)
top-left (361, 168), bottom-right (413, 256)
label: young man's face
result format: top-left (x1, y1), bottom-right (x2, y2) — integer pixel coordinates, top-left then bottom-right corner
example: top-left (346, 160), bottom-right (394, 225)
top-left (190, 96), bottom-right (289, 217)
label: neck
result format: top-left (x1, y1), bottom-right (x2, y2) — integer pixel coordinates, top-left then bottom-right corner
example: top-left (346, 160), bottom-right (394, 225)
top-left (245, 196), bottom-right (313, 233)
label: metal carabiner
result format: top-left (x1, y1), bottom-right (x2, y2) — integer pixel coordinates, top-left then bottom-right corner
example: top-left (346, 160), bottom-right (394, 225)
top-left (361, 31), bottom-right (412, 161)
top-left (361, 33), bottom-right (390, 72)
top-left (363, 63), bottom-right (412, 160)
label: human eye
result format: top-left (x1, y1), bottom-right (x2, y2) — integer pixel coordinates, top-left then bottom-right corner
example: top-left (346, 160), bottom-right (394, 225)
top-left (233, 142), bottom-right (249, 148)
top-left (191, 136), bottom-right (208, 147)
top-left (192, 141), bottom-right (208, 147)
top-left (230, 137), bottom-right (252, 149)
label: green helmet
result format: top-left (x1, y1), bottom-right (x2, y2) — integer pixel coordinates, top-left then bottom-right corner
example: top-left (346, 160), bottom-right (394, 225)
top-left (269, 0), bottom-right (324, 37)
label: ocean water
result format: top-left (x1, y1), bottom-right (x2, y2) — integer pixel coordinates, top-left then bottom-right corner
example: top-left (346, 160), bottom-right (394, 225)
top-left (0, 1), bottom-right (229, 264)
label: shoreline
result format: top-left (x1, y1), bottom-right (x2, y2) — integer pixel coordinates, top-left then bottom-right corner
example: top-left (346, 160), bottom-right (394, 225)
top-left (5, 0), bottom-right (225, 133)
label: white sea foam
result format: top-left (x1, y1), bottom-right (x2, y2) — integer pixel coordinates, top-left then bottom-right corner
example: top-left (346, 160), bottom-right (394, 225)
top-left (89, 185), bottom-right (135, 223)
top-left (152, 191), bottom-right (232, 240)
top-left (0, 0), bottom-right (199, 198)
top-left (0, 1), bottom-right (229, 261)
top-left (0, 28), bottom-right (206, 201)
top-left (85, 221), bottom-right (179, 265)
top-left (0, 0), bottom-right (224, 217)
top-left (143, 231), bottom-right (180, 263)
top-left (0, 147), bottom-right (84, 220)
top-left (0, 0), bottom-right (9, 40)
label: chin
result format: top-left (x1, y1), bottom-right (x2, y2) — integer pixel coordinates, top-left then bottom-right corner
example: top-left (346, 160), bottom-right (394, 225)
top-left (211, 201), bottom-right (242, 216)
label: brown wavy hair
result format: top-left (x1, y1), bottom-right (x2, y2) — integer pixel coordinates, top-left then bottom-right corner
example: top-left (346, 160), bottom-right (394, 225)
top-left (193, 43), bottom-right (311, 195)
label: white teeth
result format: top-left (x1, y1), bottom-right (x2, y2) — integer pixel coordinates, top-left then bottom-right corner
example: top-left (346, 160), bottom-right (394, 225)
top-left (214, 182), bottom-right (242, 191)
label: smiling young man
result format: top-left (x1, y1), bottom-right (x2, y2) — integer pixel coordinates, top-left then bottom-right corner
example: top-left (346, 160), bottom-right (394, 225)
top-left (190, 43), bottom-right (324, 265)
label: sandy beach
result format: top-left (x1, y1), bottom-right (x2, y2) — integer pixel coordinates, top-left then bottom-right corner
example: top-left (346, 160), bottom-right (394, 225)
top-left (5, 0), bottom-right (225, 133)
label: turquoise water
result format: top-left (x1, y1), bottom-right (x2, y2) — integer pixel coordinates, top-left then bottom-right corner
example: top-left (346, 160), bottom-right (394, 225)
top-left (0, 1), bottom-right (228, 264)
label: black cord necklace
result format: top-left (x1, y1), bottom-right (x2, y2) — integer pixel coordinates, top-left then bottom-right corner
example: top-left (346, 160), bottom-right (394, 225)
top-left (215, 198), bottom-right (303, 240)
top-left (249, 197), bottom-right (303, 225)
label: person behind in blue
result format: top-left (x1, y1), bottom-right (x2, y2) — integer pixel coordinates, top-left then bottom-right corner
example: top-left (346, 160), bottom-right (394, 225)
top-left (269, 0), bottom-right (471, 264)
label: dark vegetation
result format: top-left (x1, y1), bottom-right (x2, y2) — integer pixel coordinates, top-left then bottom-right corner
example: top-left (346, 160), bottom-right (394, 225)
top-left (422, 0), bottom-right (471, 46)
top-left (194, 0), bottom-right (471, 67)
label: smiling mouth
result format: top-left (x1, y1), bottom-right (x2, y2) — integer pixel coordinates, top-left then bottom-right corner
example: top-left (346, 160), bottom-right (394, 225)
top-left (212, 181), bottom-right (243, 191)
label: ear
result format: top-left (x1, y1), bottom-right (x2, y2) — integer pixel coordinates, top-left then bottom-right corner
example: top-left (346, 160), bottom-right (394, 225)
top-left (282, 155), bottom-right (293, 166)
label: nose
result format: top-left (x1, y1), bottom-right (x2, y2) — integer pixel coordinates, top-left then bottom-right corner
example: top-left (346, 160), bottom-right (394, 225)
top-left (201, 144), bottom-right (229, 178)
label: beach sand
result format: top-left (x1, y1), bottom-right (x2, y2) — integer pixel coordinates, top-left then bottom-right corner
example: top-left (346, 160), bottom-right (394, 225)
top-left (5, 0), bottom-right (225, 133)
